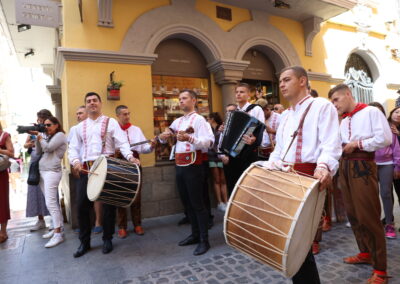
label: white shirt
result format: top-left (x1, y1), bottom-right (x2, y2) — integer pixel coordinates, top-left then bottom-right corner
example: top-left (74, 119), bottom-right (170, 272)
top-left (237, 102), bottom-right (265, 124)
top-left (68, 125), bottom-right (77, 144)
top-left (166, 111), bottom-right (214, 153)
top-left (266, 111), bottom-right (281, 143)
top-left (123, 125), bottom-right (153, 154)
top-left (340, 106), bottom-right (392, 152)
top-left (269, 96), bottom-right (342, 175)
top-left (68, 115), bottom-right (133, 165)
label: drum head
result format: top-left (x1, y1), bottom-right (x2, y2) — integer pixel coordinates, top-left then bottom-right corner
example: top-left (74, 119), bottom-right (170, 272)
top-left (87, 156), bottom-right (108, 201)
top-left (285, 180), bottom-right (325, 277)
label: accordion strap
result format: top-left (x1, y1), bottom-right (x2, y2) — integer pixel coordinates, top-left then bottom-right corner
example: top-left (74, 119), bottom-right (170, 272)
top-left (282, 100), bottom-right (314, 162)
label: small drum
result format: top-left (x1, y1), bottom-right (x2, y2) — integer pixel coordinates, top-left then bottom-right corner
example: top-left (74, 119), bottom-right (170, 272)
top-left (224, 165), bottom-right (325, 278)
top-left (87, 156), bottom-right (141, 207)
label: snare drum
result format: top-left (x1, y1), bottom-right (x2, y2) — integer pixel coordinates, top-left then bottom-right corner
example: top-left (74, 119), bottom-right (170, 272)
top-left (224, 165), bottom-right (325, 278)
top-left (87, 156), bottom-right (141, 207)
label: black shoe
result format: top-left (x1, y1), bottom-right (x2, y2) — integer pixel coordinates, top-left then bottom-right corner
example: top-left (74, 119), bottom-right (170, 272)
top-left (73, 243), bottom-right (90, 258)
top-left (178, 235), bottom-right (200, 246)
top-left (193, 240), bottom-right (210, 256)
top-left (102, 239), bottom-right (113, 254)
top-left (177, 216), bottom-right (190, 226)
top-left (208, 217), bottom-right (214, 229)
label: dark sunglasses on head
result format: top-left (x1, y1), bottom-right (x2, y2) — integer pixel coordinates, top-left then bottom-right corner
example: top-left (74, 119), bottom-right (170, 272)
top-left (44, 124), bottom-right (53, 127)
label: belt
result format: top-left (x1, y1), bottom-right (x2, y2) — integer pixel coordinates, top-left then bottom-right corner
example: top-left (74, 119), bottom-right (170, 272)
top-left (175, 150), bottom-right (202, 166)
top-left (293, 162), bottom-right (317, 177)
top-left (342, 150), bottom-right (374, 161)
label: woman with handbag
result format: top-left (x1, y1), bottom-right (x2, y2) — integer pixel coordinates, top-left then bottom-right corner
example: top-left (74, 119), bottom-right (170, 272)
top-left (24, 109), bottom-right (52, 231)
top-left (34, 116), bottom-right (67, 248)
top-left (0, 122), bottom-right (14, 243)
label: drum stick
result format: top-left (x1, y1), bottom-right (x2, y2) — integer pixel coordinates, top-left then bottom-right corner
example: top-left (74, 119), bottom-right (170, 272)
top-left (80, 169), bottom-right (98, 175)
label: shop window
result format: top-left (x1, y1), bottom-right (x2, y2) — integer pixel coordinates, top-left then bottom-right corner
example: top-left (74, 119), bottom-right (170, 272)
top-left (152, 75), bottom-right (210, 162)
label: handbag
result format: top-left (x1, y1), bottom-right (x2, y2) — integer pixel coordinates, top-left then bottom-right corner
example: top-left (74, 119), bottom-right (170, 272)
top-left (27, 157), bottom-right (41, 185)
top-left (0, 132), bottom-right (11, 171)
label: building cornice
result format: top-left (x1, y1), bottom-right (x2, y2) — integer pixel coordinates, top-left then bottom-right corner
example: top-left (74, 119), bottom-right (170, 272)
top-left (55, 47), bottom-right (158, 78)
top-left (308, 71), bottom-right (344, 84)
top-left (321, 0), bottom-right (358, 10)
top-left (207, 59), bottom-right (249, 85)
top-left (387, 83), bottom-right (400, 90)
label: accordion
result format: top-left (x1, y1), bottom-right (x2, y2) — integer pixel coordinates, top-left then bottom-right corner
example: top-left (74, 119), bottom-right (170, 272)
top-left (219, 111), bottom-right (265, 158)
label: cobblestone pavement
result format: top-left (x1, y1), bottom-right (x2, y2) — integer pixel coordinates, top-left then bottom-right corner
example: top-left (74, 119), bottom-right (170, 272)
top-left (2, 207), bottom-right (400, 284)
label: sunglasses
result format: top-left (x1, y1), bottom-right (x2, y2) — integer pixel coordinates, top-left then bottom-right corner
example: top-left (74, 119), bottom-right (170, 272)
top-left (44, 124), bottom-right (53, 127)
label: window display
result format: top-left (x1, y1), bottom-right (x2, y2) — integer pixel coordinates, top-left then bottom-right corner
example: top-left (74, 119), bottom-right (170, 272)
top-left (152, 75), bottom-right (210, 162)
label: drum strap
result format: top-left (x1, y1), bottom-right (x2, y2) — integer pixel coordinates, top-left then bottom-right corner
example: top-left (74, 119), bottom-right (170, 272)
top-left (282, 100), bottom-right (314, 162)
top-left (101, 117), bottom-right (110, 154)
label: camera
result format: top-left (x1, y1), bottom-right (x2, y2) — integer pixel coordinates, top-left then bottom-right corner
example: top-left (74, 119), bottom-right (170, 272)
top-left (17, 124), bottom-right (46, 134)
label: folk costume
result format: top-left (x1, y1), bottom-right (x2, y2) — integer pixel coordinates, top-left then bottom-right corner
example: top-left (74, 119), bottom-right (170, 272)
top-left (161, 111), bottom-right (214, 251)
top-left (267, 96), bottom-right (342, 283)
top-left (68, 115), bottom-right (134, 250)
top-left (338, 104), bottom-right (391, 275)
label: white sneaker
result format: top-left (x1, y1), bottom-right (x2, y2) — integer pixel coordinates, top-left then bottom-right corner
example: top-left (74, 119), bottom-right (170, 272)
top-left (217, 203), bottom-right (226, 212)
top-left (45, 233), bottom-right (64, 248)
top-left (30, 220), bottom-right (46, 232)
top-left (42, 230), bottom-right (54, 239)
top-left (346, 221), bottom-right (351, 228)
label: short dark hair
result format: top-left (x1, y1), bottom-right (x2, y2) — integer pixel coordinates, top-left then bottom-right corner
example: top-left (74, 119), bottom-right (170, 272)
top-left (37, 109), bottom-right (53, 120)
top-left (115, 105), bottom-right (128, 115)
top-left (180, 89), bottom-right (197, 99)
top-left (235, 82), bottom-right (251, 92)
top-left (328, 84), bottom-right (351, 99)
top-left (209, 112), bottom-right (223, 127)
top-left (84, 92), bottom-right (102, 103)
top-left (310, 89), bottom-right (319, 98)
top-left (280, 66), bottom-right (309, 83)
top-left (45, 116), bottom-right (65, 134)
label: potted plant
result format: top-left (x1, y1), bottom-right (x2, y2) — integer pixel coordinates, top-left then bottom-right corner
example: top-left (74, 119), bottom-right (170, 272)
top-left (107, 71), bottom-right (123, 100)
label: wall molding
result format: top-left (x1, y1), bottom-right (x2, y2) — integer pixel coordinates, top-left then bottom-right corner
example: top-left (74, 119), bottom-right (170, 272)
top-left (387, 83), bottom-right (400, 90)
top-left (302, 16), bottom-right (323, 57)
top-left (207, 59), bottom-right (249, 85)
top-left (308, 71), bottom-right (344, 84)
top-left (55, 47), bottom-right (157, 78)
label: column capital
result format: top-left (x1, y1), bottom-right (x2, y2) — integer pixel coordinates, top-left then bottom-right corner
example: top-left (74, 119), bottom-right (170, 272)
top-left (207, 59), bottom-right (249, 85)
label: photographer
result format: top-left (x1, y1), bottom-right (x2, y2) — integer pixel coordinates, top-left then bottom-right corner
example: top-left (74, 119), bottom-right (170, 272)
top-left (24, 109), bottom-right (52, 231)
top-left (34, 116), bottom-right (67, 248)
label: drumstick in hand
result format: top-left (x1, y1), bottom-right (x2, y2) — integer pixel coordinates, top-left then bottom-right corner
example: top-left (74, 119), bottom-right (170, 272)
top-left (80, 169), bottom-right (98, 175)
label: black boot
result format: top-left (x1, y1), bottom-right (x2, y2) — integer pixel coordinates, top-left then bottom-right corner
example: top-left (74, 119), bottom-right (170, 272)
top-left (102, 239), bottom-right (113, 254)
top-left (193, 240), bottom-right (210, 256)
top-left (73, 243), bottom-right (90, 258)
top-left (178, 235), bottom-right (200, 246)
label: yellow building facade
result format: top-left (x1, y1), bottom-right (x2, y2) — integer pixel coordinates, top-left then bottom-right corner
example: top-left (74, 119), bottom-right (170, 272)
top-left (56, 0), bottom-right (400, 218)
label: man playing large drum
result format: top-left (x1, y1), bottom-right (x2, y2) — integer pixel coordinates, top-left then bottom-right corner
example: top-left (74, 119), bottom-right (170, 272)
top-left (256, 66), bottom-right (342, 283)
top-left (69, 92), bottom-right (139, 257)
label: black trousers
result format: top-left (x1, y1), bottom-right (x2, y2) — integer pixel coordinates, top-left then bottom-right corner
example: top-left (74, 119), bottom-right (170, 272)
top-left (77, 174), bottom-right (116, 244)
top-left (393, 178), bottom-right (400, 206)
top-left (202, 161), bottom-right (212, 218)
top-left (292, 250), bottom-right (321, 284)
top-left (176, 164), bottom-right (208, 240)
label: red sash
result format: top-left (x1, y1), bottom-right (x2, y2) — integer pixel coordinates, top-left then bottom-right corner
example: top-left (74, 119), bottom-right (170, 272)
top-left (293, 163), bottom-right (317, 176)
top-left (175, 150), bottom-right (202, 166)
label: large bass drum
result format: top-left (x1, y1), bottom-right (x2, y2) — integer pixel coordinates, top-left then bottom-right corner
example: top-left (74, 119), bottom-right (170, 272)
top-left (87, 156), bottom-right (141, 207)
top-left (224, 165), bottom-right (325, 278)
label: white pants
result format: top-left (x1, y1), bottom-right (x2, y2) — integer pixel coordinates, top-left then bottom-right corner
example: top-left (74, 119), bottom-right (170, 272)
top-left (39, 170), bottom-right (63, 229)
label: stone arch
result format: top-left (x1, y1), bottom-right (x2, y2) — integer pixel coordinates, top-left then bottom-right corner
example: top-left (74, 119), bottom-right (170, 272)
top-left (346, 48), bottom-right (381, 82)
top-left (236, 37), bottom-right (299, 73)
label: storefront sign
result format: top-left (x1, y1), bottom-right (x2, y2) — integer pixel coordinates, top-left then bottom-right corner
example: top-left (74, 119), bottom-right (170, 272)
top-left (15, 0), bottom-right (60, 28)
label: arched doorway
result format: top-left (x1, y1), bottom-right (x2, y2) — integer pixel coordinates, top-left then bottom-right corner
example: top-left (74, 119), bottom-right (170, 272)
top-left (151, 39), bottom-right (211, 162)
top-left (344, 53), bottom-right (374, 103)
top-left (240, 49), bottom-right (279, 105)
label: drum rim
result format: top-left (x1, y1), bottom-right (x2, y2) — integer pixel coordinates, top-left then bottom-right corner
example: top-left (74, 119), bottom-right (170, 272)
top-left (87, 155), bottom-right (108, 201)
top-left (282, 176), bottom-right (320, 278)
top-left (120, 162), bottom-right (141, 208)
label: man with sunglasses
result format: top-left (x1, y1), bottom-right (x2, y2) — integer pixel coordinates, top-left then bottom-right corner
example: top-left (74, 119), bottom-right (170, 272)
top-left (68, 92), bottom-right (139, 257)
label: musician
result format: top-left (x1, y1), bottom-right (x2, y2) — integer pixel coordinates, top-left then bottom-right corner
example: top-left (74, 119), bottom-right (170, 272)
top-left (68, 92), bottom-right (139, 257)
top-left (256, 66), bottom-right (342, 284)
top-left (159, 89), bottom-right (214, 256)
top-left (115, 105), bottom-right (155, 238)
top-left (329, 84), bottom-right (391, 284)
top-left (222, 83), bottom-right (265, 195)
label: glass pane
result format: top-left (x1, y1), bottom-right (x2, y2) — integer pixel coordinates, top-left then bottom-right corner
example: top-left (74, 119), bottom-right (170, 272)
top-left (152, 75), bottom-right (210, 162)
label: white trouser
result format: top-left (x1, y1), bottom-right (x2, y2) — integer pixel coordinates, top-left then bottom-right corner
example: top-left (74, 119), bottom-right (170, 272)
top-left (39, 170), bottom-right (63, 229)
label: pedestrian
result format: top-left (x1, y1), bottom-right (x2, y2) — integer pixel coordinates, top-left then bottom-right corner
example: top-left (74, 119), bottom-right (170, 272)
top-left (388, 106), bottom-right (400, 214)
top-left (115, 105), bottom-right (155, 238)
top-left (69, 92), bottom-right (139, 257)
top-left (24, 109), bottom-right (52, 231)
top-left (329, 84), bottom-right (391, 284)
top-left (159, 89), bottom-right (214, 256)
top-left (0, 122), bottom-right (14, 243)
top-left (273, 104), bottom-right (285, 114)
top-left (207, 112), bottom-right (228, 212)
top-left (257, 65), bottom-right (342, 284)
top-left (370, 102), bottom-right (399, 239)
top-left (34, 116), bottom-right (67, 248)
